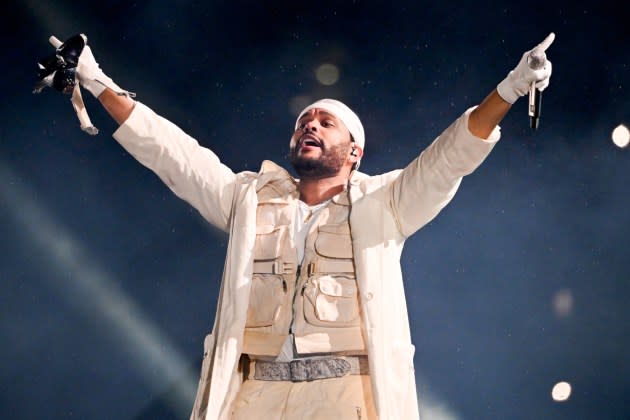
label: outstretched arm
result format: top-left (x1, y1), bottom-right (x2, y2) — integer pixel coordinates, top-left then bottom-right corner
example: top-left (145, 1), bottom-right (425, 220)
top-left (391, 33), bottom-right (556, 237)
top-left (41, 34), bottom-right (238, 231)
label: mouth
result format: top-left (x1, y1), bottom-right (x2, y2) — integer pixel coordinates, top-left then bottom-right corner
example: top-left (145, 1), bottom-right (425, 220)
top-left (298, 135), bottom-right (323, 149)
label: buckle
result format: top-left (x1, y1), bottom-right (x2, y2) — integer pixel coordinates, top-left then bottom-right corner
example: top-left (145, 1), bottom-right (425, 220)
top-left (272, 260), bottom-right (294, 275)
top-left (307, 262), bottom-right (316, 277)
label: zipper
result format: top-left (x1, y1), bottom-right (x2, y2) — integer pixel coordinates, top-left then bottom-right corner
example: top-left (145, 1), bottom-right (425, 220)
top-left (288, 264), bottom-right (302, 334)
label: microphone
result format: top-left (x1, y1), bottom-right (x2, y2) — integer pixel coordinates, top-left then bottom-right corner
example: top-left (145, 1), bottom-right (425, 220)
top-left (527, 49), bottom-right (547, 130)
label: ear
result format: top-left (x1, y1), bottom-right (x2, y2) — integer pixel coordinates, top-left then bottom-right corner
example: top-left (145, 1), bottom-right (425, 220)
top-left (348, 144), bottom-right (364, 163)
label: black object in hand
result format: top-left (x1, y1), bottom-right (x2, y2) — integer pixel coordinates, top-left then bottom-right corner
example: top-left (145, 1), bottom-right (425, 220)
top-left (33, 34), bottom-right (86, 94)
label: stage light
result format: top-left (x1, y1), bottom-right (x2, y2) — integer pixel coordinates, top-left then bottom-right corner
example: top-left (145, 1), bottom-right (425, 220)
top-left (551, 381), bottom-right (572, 402)
top-left (0, 162), bottom-right (196, 416)
top-left (417, 378), bottom-right (461, 420)
top-left (315, 63), bottom-right (340, 86)
top-left (612, 124), bottom-right (629, 148)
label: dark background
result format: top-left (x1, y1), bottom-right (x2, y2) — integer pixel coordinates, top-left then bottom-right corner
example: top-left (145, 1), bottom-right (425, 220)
top-left (2, 1), bottom-right (628, 419)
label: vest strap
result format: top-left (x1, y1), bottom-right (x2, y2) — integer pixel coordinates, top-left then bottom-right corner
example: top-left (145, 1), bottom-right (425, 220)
top-left (307, 260), bottom-right (355, 276)
top-left (253, 259), bottom-right (294, 275)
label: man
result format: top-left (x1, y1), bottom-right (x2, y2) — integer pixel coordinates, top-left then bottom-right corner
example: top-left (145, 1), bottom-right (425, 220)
top-left (39, 32), bottom-right (554, 419)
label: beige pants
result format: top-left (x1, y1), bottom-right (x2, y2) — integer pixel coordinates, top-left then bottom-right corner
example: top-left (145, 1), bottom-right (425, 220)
top-left (231, 374), bottom-right (377, 420)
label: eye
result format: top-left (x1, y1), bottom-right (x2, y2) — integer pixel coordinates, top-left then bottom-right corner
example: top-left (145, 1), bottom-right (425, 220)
top-left (322, 120), bottom-right (335, 127)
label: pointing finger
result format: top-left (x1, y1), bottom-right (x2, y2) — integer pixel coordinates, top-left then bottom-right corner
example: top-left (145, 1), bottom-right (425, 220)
top-left (536, 32), bottom-right (555, 52)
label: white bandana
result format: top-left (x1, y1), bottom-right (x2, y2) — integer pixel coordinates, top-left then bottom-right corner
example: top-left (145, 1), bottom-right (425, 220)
top-left (295, 99), bottom-right (365, 150)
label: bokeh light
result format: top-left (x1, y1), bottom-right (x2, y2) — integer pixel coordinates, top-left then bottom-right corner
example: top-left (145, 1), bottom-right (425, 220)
top-left (553, 289), bottom-right (574, 318)
top-left (315, 63), bottom-right (340, 86)
top-left (612, 124), bottom-right (629, 148)
top-left (551, 381), bottom-right (572, 402)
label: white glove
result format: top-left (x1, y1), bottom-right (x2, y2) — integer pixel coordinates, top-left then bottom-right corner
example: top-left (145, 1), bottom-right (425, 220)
top-left (497, 33), bottom-right (555, 104)
top-left (49, 34), bottom-right (134, 99)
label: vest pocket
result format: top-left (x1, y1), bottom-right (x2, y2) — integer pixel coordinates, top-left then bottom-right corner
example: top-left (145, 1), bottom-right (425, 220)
top-left (303, 275), bottom-right (360, 327)
top-left (315, 223), bottom-right (353, 259)
top-left (246, 273), bottom-right (287, 327)
top-left (254, 225), bottom-right (287, 261)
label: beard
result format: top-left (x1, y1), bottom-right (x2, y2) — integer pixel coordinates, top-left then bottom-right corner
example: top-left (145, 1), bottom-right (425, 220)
top-left (289, 142), bottom-right (350, 179)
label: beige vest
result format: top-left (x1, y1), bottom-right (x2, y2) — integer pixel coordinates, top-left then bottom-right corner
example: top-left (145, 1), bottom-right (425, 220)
top-left (242, 180), bottom-right (366, 357)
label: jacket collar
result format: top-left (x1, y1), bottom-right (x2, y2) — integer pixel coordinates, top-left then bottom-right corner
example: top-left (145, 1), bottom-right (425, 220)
top-left (256, 160), bottom-right (367, 205)
top-left (349, 169), bottom-right (369, 185)
top-left (256, 160), bottom-right (298, 195)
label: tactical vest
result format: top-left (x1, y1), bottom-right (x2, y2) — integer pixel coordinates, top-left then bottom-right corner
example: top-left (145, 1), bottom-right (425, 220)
top-left (242, 180), bottom-right (366, 357)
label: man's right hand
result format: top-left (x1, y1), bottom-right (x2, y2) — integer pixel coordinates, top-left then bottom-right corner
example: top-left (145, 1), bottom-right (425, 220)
top-left (48, 34), bottom-right (134, 99)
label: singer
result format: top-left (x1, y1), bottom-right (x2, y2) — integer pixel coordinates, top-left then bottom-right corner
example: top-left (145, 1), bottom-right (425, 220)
top-left (36, 33), bottom-right (553, 419)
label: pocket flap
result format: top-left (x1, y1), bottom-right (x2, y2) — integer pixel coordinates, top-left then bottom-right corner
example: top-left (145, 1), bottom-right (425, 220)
top-left (315, 224), bottom-right (353, 259)
top-left (318, 223), bottom-right (350, 234)
top-left (254, 225), bottom-right (287, 260)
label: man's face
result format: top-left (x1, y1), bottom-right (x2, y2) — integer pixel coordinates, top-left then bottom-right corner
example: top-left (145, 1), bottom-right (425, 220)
top-left (289, 108), bottom-right (353, 179)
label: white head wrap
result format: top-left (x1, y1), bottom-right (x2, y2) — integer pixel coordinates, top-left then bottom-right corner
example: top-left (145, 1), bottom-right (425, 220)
top-left (295, 99), bottom-right (365, 150)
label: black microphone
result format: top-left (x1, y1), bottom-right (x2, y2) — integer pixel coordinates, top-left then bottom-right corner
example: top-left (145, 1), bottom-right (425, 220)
top-left (527, 51), bottom-right (546, 130)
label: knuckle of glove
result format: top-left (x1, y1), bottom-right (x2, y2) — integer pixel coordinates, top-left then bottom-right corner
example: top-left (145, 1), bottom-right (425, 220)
top-left (511, 70), bottom-right (532, 95)
top-left (77, 47), bottom-right (97, 74)
top-left (535, 80), bottom-right (549, 91)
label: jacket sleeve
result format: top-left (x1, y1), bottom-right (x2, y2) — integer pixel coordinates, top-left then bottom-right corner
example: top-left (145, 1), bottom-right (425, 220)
top-left (112, 102), bottom-right (238, 232)
top-left (390, 107), bottom-right (500, 237)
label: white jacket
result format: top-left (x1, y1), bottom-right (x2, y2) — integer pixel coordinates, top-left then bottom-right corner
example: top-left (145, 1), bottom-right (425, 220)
top-left (113, 102), bottom-right (500, 419)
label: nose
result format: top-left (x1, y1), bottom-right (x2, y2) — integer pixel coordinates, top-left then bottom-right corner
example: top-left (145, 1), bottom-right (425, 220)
top-left (301, 120), bottom-right (319, 133)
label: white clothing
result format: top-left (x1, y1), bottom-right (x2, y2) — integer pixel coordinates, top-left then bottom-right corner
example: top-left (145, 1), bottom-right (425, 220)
top-left (112, 102), bottom-right (500, 419)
